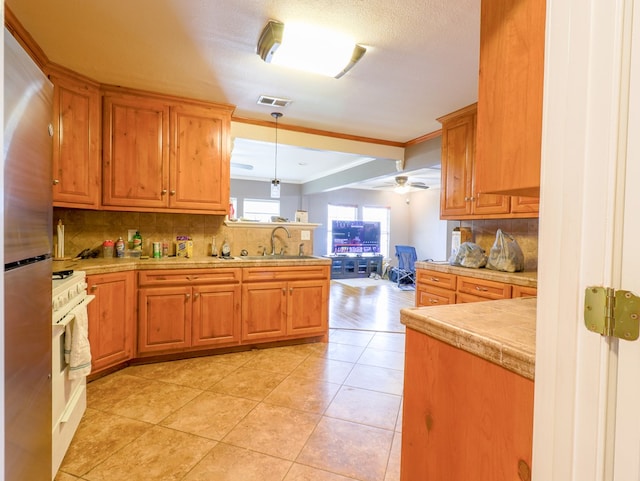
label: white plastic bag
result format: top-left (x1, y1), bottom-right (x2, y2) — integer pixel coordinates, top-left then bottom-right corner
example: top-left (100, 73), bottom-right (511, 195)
top-left (486, 229), bottom-right (524, 272)
top-left (448, 242), bottom-right (488, 268)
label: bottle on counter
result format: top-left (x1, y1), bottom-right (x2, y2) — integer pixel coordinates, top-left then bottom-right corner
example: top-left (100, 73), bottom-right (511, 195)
top-left (115, 237), bottom-right (126, 258)
top-left (132, 231), bottom-right (142, 251)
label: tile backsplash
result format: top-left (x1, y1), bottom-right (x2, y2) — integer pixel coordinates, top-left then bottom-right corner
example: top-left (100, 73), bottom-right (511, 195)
top-left (53, 209), bottom-right (315, 259)
top-left (457, 218), bottom-right (538, 271)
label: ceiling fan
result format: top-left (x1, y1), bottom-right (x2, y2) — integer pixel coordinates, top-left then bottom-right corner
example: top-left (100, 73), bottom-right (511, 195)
top-left (379, 175), bottom-right (430, 193)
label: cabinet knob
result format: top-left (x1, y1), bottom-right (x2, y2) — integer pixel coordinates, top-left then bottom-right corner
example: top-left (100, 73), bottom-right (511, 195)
top-left (194, 292), bottom-right (199, 299)
top-left (429, 298), bottom-right (439, 304)
top-left (430, 277), bottom-right (439, 282)
top-left (282, 288), bottom-right (286, 294)
top-left (91, 285), bottom-right (98, 291)
top-left (290, 287), bottom-right (294, 294)
top-left (161, 189), bottom-right (167, 195)
top-left (185, 293), bottom-right (191, 299)
top-left (52, 179), bottom-right (60, 185)
top-left (475, 286), bottom-right (489, 292)
top-left (170, 190), bottom-right (176, 195)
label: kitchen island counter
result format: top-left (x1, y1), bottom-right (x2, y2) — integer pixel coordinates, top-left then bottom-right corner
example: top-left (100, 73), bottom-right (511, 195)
top-left (400, 296), bottom-right (536, 379)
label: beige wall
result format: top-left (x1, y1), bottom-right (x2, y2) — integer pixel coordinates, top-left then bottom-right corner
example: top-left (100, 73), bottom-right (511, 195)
top-left (54, 208), bottom-right (315, 258)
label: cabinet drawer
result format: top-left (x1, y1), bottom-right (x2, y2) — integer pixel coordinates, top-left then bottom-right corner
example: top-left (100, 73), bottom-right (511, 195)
top-left (138, 268), bottom-right (241, 286)
top-left (416, 269), bottom-right (457, 290)
top-left (243, 265), bottom-right (330, 282)
top-left (456, 275), bottom-right (511, 300)
top-left (456, 292), bottom-right (493, 304)
top-left (416, 285), bottom-right (456, 307)
top-left (512, 285), bottom-right (537, 298)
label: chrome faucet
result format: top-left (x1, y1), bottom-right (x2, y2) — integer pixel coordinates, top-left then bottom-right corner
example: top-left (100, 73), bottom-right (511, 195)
top-left (270, 226), bottom-right (291, 255)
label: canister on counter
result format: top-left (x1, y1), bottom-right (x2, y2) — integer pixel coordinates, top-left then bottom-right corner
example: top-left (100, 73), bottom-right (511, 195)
top-left (103, 240), bottom-right (114, 258)
top-left (152, 242), bottom-right (162, 259)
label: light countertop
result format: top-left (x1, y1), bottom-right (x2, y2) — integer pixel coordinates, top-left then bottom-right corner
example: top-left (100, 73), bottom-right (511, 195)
top-left (53, 255), bottom-right (331, 276)
top-left (415, 261), bottom-right (537, 287)
top-left (401, 297), bottom-right (536, 380)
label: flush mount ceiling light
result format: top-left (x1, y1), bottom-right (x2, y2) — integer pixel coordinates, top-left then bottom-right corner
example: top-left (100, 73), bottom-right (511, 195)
top-left (270, 112), bottom-right (283, 199)
top-left (257, 20), bottom-right (366, 78)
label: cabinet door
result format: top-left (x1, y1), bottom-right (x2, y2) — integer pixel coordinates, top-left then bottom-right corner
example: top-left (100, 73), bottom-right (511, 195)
top-left (192, 284), bottom-right (241, 347)
top-left (51, 74), bottom-right (100, 208)
top-left (287, 280), bottom-right (328, 336)
top-left (241, 282), bottom-right (287, 341)
top-left (170, 104), bottom-right (230, 213)
top-left (401, 328), bottom-right (534, 481)
top-left (439, 106), bottom-right (475, 218)
top-left (103, 94), bottom-right (170, 209)
top-left (472, 191), bottom-right (510, 216)
top-left (475, 0), bottom-right (546, 197)
top-left (138, 286), bottom-right (191, 354)
top-left (86, 271), bottom-right (134, 375)
top-left (511, 196), bottom-right (540, 215)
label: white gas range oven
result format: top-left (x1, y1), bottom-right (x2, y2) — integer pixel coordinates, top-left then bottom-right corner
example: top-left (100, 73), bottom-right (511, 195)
top-left (51, 269), bottom-right (94, 478)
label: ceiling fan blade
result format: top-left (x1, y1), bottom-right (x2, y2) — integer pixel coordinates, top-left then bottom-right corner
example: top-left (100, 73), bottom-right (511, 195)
top-left (231, 162), bottom-right (254, 170)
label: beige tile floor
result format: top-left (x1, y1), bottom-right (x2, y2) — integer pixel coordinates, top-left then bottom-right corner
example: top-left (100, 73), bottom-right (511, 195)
top-left (55, 329), bottom-right (405, 481)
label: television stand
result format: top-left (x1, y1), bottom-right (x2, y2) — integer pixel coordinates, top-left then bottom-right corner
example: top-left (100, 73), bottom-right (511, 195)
top-left (325, 255), bottom-right (384, 279)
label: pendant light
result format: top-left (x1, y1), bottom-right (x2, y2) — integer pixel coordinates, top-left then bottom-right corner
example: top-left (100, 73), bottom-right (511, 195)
top-left (270, 112), bottom-right (283, 198)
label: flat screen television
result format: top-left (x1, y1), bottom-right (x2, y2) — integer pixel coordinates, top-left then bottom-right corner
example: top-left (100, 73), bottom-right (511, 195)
top-left (332, 220), bottom-right (380, 254)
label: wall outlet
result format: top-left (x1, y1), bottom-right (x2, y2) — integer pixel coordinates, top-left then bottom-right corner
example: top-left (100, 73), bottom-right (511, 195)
top-left (301, 230), bottom-right (311, 240)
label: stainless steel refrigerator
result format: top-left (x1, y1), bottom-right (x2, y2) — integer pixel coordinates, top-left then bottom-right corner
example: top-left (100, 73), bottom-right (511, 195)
top-left (3, 27), bottom-right (54, 480)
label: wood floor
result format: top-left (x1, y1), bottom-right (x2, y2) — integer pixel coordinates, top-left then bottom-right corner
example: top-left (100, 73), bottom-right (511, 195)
top-left (329, 278), bottom-right (415, 332)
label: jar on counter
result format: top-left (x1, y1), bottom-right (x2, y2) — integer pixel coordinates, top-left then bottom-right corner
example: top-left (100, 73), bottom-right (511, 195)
top-left (103, 240), bottom-right (114, 258)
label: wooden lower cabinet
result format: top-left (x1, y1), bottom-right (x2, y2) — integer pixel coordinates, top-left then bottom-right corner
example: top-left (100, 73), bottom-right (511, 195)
top-left (401, 328), bottom-right (534, 481)
top-left (241, 266), bottom-right (330, 343)
top-left (137, 268), bottom-right (241, 355)
top-left (138, 286), bottom-right (192, 354)
top-left (86, 271), bottom-right (135, 376)
top-left (191, 284), bottom-right (241, 347)
top-left (416, 268), bottom-right (535, 306)
top-left (241, 281), bottom-right (287, 341)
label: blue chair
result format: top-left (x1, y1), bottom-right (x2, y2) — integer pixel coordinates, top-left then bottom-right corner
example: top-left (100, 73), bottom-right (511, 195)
top-left (394, 245), bottom-right (417, 287)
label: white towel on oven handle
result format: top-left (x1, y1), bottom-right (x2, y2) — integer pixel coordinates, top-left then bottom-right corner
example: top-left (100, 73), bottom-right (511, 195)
top-left (64, 300), bottom-right (92, 380)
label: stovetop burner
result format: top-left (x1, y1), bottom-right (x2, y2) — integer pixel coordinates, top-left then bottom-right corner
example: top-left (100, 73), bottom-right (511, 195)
top-left (52, 269), bottom-right (74, 280)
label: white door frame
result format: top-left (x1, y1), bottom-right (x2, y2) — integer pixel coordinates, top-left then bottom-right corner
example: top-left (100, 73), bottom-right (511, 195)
top-left (533, 0), bottom-right (638, 479)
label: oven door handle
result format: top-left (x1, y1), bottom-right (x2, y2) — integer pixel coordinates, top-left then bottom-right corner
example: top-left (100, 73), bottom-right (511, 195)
top-left (54, 295), bottom-right (95, 327)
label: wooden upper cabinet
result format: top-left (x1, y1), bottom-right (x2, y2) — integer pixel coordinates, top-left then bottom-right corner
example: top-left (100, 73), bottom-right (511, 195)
top-left (170, 103), bottom-right (230, 212)
top-left (439, 105), bottom-right (475, 218)
top-left (475, 0), bottom-right (546, 197)
top-left (102, 89), bottom-right (232, 214)
top-left (102, 93), bottom-right (169, 209)
top-left (50, 71), bottom-right (101, 208)
top-left (439, 104), bottom-right (510, 219)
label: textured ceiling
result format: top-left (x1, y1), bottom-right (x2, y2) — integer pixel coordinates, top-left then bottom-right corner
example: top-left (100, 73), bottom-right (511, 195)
top-left (7, 0), bottom-right (480, 189)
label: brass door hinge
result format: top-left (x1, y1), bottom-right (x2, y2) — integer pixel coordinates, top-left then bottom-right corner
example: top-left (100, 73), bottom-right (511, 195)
top-left (584, 287), bottom-right (639, 341)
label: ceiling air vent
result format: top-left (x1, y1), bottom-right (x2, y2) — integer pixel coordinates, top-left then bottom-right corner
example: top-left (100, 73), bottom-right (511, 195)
top-left (257, 95), bottom-right (292, 108)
